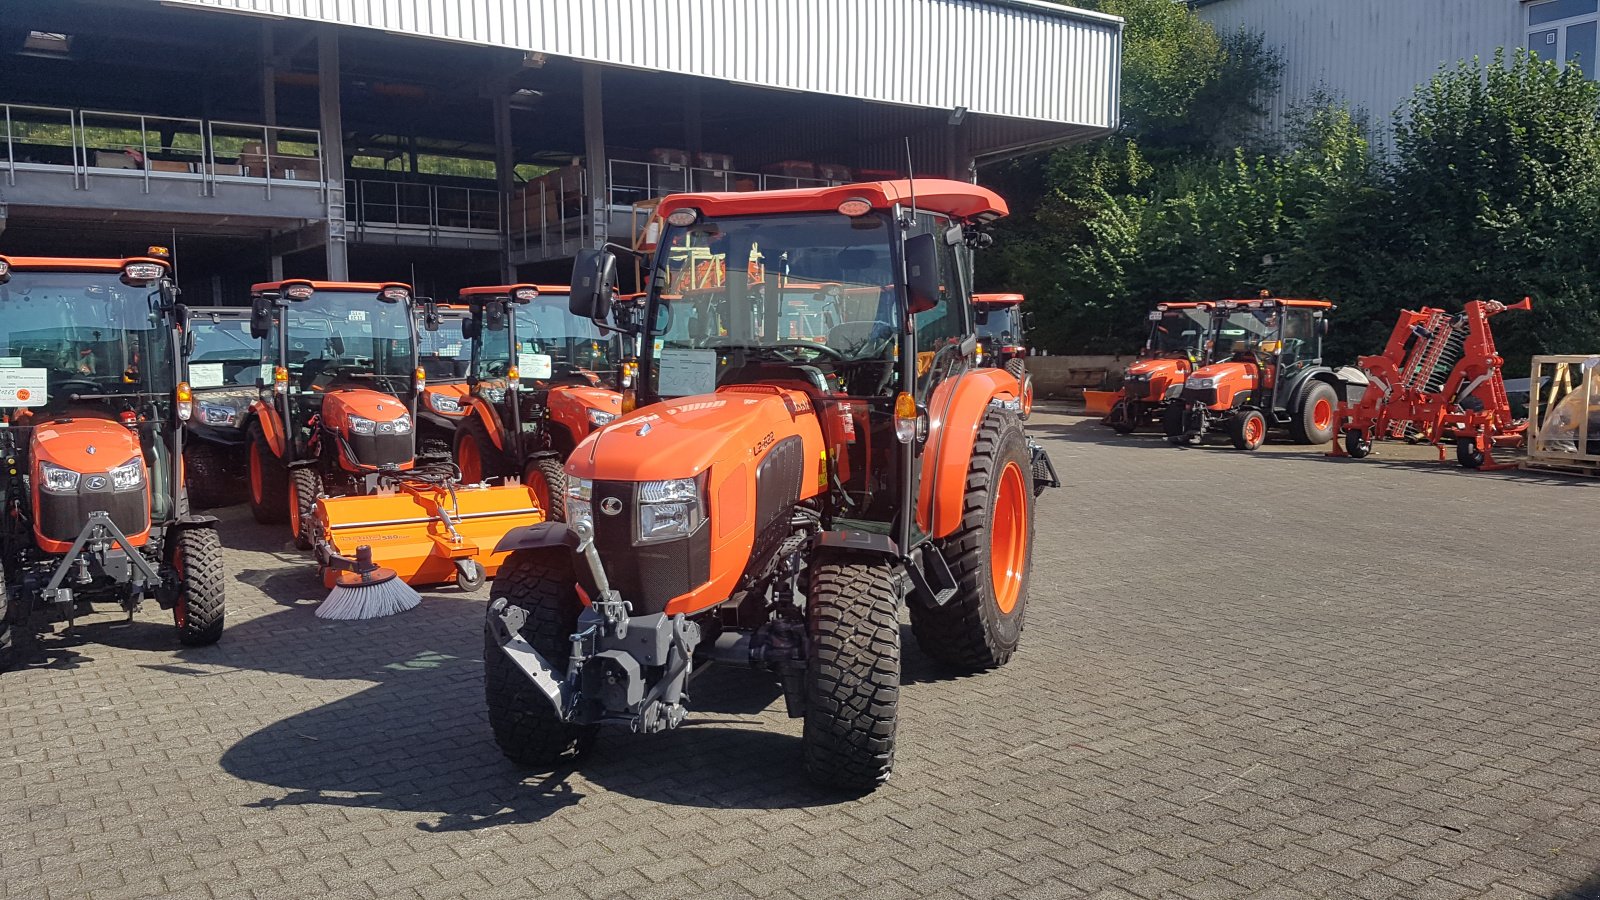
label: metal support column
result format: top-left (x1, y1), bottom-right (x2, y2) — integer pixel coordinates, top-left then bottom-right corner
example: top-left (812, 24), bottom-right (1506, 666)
top-left (684, 81), bottom-right (703, 161)
top-left (319, 30), bottom-right (349, 280)
top-left (493, 87), bottom-right (517, 282)
top-left (583, 64), bottom-right (607, 250)
top-left (261, 23), bottom-right (277, 126)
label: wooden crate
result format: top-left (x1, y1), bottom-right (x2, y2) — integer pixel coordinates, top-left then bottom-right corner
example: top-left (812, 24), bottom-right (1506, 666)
top-left (1520, 354), bottom-right (1600, 476)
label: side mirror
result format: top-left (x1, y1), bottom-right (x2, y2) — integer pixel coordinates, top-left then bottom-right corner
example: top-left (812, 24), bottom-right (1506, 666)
top-left (461, 316), bottom-right (480, 341)
top-left (485, 299), bottom-right (508, 332)
top-left (250, 297), bottom-right (273, 339)
top-left (975, 309), bottom-right (990, 326)
top-left (422, 300), bottom-right (441, 332)
top-left (570, 249), bottom-right (617, 323)
top-left (904, 233), bottom-right (941, 315)
top-left (1317, 318), bottom-right (1330, 337)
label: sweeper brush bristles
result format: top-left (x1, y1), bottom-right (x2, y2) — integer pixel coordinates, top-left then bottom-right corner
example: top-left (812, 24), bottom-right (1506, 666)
top-left (317, 574), bottom-right (422, 620)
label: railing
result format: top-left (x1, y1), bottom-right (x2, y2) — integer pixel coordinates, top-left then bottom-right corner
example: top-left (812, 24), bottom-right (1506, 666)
top-left (346, 178), bottom-right (502, 235)
top-left (2, 101), bottom-right (322, 197)
top-left (507, 166), bottom-right (590, 259)
top-left (606, 159), bottom-right (836, 208)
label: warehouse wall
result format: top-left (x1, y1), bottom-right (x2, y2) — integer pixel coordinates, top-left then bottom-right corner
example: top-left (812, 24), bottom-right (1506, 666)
top-left (1195, 0), bottom-right (1522, 137)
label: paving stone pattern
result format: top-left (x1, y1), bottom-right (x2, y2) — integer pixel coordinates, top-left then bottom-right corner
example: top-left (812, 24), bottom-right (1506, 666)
top-left (4, 410), bottom-right (1600, 899)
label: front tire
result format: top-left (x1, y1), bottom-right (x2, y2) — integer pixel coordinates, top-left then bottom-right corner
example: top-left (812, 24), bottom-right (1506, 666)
top-left (288, 467), bottom-right (323, 551)
top-left (912, 409), bottom-right (1032, 670)
top-left (172, 527), bottom-right (226, 647)
top-left (525, 456), bottom-right (567, 522)
top-left (484, 551), bottom-right (596, 767)
top-left (1290, 381), bottom-right (1339, 445)
top-left (246, 422), bottom-right (288, 524)
top-left (1004, 358), bottom-right (1032, 419)
top-left (1164, 403), bottom-right (1200, 446)
top-left (1230, 409), bottom-right (1268, 451)
top-left (803, 552), bottom-right (900, 791)
top-left (1109, 400), bottom-right (1138, 434)
top-left (183, 440), bottom-right (237, 509)
top-left (0, 583), bottom-right (34, 671)
top-left (456, 417), bottom-right (514, 484)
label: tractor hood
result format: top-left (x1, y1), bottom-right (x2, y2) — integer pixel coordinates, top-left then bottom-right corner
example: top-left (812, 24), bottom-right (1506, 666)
top-left (1127, 357), bottom-right (1188, 380)
top-left (1185, 360), bottom-right (1258, 389)
top-left (422, 383), bottom-right (471, 418)
top-left (31, 413), bottom-right (144, 474)
top-left (321, 387), bottom-right (411, 432)
top-left (569, 386), bottom-right (818, 483)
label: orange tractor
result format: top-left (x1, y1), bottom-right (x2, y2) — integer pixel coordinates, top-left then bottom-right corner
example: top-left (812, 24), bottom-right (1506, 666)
top-left (973, 292), bottom-right (1033, 416)
top-left (0, 251), bottom-right (226, 669)
top-left (483, 179), bottom-right (1056, 790)
top-left (1101, 302), bottom-right (1213, 433)
top-left (1330, 298), bottom-right (1531, 469)
top-left (1164, 297), bottom-right (1350, 450)
top-left (445, 284), bottom-right (628, 519)
top-left (414, 302), bottom-right (474, 457)
top-left (181, 306), bottom-right (256, 508)
top-left (238, 280), bottom-right (542, 589)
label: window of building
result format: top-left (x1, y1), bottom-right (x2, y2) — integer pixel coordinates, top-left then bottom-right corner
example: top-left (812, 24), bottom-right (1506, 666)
top-left (1528, 0), bottom-right (1600, 78)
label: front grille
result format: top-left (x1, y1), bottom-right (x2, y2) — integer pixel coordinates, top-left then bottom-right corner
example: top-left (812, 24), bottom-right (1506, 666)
top-left (1123, 377), bottom-right (1152, 401)
top-left (342, 430), bottom-right (415, 469)
top-left (1181, 387), bottom-right (1218, 407)
top-left (591, 480), bottom-right (711, 616)
top-left (38, 486), bottom-right (149, 545)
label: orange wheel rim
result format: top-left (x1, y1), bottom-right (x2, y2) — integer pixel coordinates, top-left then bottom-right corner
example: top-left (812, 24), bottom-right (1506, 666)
top-left (459, 437), bottom-right (482, 483)
top-left (529, 468), bottom-right (552, 514)
top-left (288, 479), bottom-right (301, 539)
top-left (1246, 416), bottom-right (1265, 445)
top-left (990, 461), bottom-right (1027, 615)
top-left (173, 547), bottom-right (187, 628)
top-left (249, 443), bottom-right (264, 505)
top-left (1313, 399), bottom-right (1332, 431)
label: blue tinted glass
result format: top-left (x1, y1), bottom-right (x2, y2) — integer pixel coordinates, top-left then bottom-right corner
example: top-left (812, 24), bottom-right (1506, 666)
top-left (1530, 0), bottom-right (1597, 26)
top-left (1531, 28), bottom-right (1560, 59)
top-left (1568, 21), bottom-right (1598, 76)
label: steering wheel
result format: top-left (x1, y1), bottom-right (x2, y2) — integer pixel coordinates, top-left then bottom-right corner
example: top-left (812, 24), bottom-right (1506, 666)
top-left (766, 340), bottom-right (847, 362)
top-left (52, 377), bottom-right (103, 398)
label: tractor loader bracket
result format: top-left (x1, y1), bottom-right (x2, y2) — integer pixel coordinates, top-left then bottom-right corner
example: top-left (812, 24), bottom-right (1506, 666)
top-left (488, 597), bottom-right (574, 716)
top-left (1029, 439), bottom-right (1060, 492)
top-left (41, 511), bottom-right (161, 610)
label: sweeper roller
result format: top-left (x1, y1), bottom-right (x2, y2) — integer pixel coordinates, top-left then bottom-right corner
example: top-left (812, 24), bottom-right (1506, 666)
top-left (312, 468), bottom-right (545, 590)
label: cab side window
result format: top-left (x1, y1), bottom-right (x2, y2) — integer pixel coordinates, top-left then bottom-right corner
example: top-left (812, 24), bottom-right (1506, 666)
top-left (911, 213), bottom-right (966, 349)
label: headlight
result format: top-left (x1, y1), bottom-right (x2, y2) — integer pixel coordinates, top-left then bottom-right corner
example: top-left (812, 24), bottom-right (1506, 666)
top-left (1186, 376), bottom-right (1217, 390)
top-left (348, 415), bottom-right (376, 436)
top-left (567, 478), bottom-right (594, 530)
top-left (109, 457), bottom-right (144, 490)
top-left (587, 409), bottom-right (617, 427)
top-left (348, 414), bottom-right (412, 435)
top-left (429, 393), bottom-right (462, 414)
top-left (482, 387), bottom-right (506, 403)
top-left (39, 462), bottom-right (80, 492)
top-left (637, 477), bottom-right (702, 543)
top-left (199, 402), bottom-right (239, 427)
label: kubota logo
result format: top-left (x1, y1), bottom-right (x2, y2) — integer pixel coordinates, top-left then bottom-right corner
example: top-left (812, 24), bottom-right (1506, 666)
top-left (85, 476), bottom-right (107, 490)
top-left (600, 497), bottom-right (623, 516)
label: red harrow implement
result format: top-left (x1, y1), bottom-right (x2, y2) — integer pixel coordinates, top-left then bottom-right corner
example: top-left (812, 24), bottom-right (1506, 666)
top-left (1329, 298), bottom-right (1531, 469)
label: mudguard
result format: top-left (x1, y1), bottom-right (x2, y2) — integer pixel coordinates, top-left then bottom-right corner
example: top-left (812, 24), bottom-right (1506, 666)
top-left (467, 394), bottom-right (511, 454)
top-left (917, 368), bottom-right (1020, 539)
top-left (813, 529), bottom-right (899, 558)
top-left (493, 521), bottom-right (579, 554)
top-left (248, 400), bottom-right (287, 458)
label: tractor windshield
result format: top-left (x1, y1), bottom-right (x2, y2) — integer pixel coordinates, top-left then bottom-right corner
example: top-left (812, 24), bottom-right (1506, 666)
top-left (1208, 308), bottom-right (1279, 363)
top-left (277, 290), bottom-right (414, 390)
top-left (417, 309), bottom-right (472, 382)
top-left (1148, 308), bottom-right (1211, 354)
top-left (0, 271), bottom-right (174, 416)
top-left (511, 294), bottom-right (617, 382)
top-left (976, 306), bottom-right (1022, 344)
top-left (646, 211), bottom-right (901, 399)
top-left (187, 312), bottom-right (259, 388)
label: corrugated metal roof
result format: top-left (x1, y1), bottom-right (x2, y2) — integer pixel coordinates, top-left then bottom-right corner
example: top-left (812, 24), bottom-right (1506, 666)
top-left (159, 0), bottom-right (1121, 131)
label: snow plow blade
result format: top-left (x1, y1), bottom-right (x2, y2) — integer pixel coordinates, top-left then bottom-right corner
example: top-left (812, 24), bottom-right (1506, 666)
top-left (312, 481), bottom-right (545, 589)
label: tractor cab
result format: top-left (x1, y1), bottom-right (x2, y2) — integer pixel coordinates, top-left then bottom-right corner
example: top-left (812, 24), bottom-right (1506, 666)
top-left (0, 252), bottom-right (227, 668)
top-left (180, 306), bottom-right (257, 508)
top-left (414, 303), bottom-right (474, 447)
top-left (1101, 302), bottom-right (1212, 434)
top-left (972, 293), bottom-right (1028, 365)
top-left (1167, 297), bottom-right (1340, 450)
top-left (482, 179), bottom-right (1053, 790)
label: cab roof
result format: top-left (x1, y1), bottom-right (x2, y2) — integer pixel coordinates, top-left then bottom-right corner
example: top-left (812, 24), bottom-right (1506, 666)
top-left (1, 255), bottom-right (171, 273)
top-left (973, 292), bottom-right (1024, 307)
top-left (1153, 302), bottom-right (1211, 310)
top-left (250, 280), bottom-right (411, 294)
top-left (457, 283), bottom-right (571, 298)
top-left (656, 179), bottom-right (1009, 223)
top-left (1216, 297), bottom-right (1334, 309)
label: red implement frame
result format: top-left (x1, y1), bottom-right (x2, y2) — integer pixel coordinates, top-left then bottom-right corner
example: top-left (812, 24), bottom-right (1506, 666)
top-left (1329, 298), bottom-right (1531, 469)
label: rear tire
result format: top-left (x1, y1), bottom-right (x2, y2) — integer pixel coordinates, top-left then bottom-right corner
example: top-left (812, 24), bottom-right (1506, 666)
top-left (246, 422), bottom-right (288, 524)
top-left (172, 527), bottom-right (226, 647)
top-left (803, 552), bottom-right (900, 791)
top-left (912, 409), bottom-right (1032, 670)
top-left (183, 440), bottom-right (236, 510)
top-left (1290, 381), bottom-right (1339, 445)
top-left (484, 550), bottom-right (596, 767)
top-left (456, 417), bottom-right (514, 484)
top-left (1345, 429), bottom-right (1373, 459)
top-left (1230, 409), bottom-right (1267, 451)
top-left (288, 467), bottom-right (323, 551)
top-left (525, 456), bottom-right (567, 522)
top-left (1457, 438), bottom-right (1486, 469)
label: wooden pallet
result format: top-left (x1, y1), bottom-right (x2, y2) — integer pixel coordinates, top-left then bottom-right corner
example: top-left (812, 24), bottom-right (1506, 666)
top-left (1521, 456), bottom-right (1600, 477)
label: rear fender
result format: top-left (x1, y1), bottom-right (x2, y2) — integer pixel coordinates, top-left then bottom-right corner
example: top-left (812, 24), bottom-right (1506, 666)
top-left (466, 395), bottom-right (510, 454)
top-left (917, 368), bottom-right (1019, 539)
top-left (248, 401), bottom-right (286, 458)
top-left (1285, 368), bottom-right (1339, 409)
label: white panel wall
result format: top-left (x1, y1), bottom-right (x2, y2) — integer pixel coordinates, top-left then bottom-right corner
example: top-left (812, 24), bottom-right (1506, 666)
top-left (1196, 0), bottom-right (1522, 135)
top-left (160, 0), bottom-right (1123, 129)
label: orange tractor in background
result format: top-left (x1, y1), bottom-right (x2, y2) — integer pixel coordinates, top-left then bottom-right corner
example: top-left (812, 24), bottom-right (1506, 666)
top-left (0, 251), bottom-right (226, 669)
top-left (1099, 302), bottom-right (1213, 433)
top-left (238, 280), bottom-right (542, 590)
top-left (484, 179), bottom-right (1056, 790)
top-left (1164, 297), bottom-right (1354, 450)
top-left (973, 292), bottom-right (1033, 416)
top-left (446, 284), bottom-right (629, 519)
top-left (1330, 298), bottom-right (1531, 469)
top-left (414, 302), bottom-right (474, 457)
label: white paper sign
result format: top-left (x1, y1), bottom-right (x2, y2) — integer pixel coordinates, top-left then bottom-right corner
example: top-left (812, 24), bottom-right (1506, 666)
top-left (518, 353), bottom-right (553, 379)
top-left (0, 357), bottom-right (20, 368)
top-left (347, 310), bottom-right (367, 322)
top-left (189, 363), bottom-right (226, 388)
top-left (657, 349), bottom-right (718, 396)
top-left (0, 368), bottom-right (48, 407)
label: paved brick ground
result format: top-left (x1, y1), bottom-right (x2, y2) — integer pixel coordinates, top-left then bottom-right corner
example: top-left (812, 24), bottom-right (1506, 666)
top-left (5, 409), bottom-right (1600, 899)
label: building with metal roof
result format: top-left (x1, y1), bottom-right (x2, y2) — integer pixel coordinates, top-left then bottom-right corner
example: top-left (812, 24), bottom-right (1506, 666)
top-left (0, 0), bottom-right (1123, 300)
